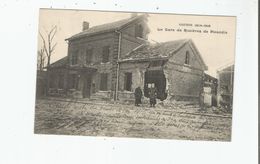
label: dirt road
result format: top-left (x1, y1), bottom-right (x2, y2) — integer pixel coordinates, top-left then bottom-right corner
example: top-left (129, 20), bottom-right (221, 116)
top-left (34, 98), bottom-right (232, 141)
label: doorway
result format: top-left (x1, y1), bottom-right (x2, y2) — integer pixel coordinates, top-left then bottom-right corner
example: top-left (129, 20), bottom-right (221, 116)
top-left (144, 70), bottom-right (167, 100)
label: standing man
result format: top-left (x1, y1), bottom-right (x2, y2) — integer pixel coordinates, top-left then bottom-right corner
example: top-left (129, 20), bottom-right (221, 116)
top-left (134, 86), bottom-right (143, 106)
top-left (149, 84), bottom-right (157, 107)
top-left (199, 91), bottom-right (205, 110)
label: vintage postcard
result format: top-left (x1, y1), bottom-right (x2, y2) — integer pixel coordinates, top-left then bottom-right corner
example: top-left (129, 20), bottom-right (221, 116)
top-left (35, 9), bottom-right (236, 141)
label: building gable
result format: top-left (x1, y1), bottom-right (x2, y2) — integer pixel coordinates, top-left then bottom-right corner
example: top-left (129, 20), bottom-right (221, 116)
top-left (168, 40), bottom-right (207, 71)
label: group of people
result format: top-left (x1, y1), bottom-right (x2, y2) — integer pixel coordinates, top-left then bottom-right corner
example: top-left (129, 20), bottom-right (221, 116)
top-left (134, 85), bottom-right (157, 107)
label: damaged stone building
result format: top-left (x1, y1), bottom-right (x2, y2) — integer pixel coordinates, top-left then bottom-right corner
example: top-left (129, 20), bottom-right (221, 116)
top-left (47, 14), bottom-right (208, 103)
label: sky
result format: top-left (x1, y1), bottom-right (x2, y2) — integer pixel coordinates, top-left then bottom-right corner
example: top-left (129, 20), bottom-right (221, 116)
top-left (38, 9), bottom-right (236, 77)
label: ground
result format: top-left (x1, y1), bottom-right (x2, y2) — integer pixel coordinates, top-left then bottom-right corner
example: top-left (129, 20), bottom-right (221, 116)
top-left (34, 98), bottom-right (232, 141)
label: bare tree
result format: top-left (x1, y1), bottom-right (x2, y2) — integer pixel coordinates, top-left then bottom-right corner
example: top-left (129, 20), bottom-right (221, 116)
top-left (37, 48), bottom-right (45, 71)
top-left (39, 26), bottom-right (57, 66)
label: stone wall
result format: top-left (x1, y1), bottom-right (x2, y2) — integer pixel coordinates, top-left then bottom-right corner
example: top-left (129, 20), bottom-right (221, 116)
top-left (164, 62), bottom-right (203, 102)
top-left (119, 62), bottom-right (149, 92)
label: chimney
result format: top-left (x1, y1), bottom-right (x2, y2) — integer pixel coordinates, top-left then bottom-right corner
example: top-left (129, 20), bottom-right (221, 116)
top-left (82, 21), bottom-right (89, 31)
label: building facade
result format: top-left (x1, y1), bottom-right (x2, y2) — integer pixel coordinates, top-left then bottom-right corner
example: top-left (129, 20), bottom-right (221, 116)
top-left (47, 15), bottom-right (149, 100)
top-left (47, 15), bottom-right (208, 103)
top-left (118, 39), bottom-right (208, 103)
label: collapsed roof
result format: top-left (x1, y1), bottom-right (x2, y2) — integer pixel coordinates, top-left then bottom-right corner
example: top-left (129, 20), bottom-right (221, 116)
top-left (120, 39), bottom-right (208, 70)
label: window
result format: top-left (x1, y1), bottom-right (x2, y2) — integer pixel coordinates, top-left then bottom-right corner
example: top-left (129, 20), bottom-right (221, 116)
top-left (100, 73), bottom-right (108, 91)
top-left (135, 24), bottom-right (143, 38)
top-left (71, 50), bottom-right (78, 65)
top-left (124, 72), bottom-right (132, 91)
top-left (102, 46), bottom-right (110, 63)
top-left (185, 51), bottom-right (190, 65)
top-left (86, 48), bottom-right (93, 64)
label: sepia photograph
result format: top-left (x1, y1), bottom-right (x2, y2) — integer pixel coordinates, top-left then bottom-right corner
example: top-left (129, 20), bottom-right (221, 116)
top-left (34, 9), bottom-right (236, 141)
top-left (0, 0), bottom-right (258, 163)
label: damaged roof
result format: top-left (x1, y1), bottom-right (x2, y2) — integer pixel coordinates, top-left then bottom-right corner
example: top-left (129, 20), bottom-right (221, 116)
top-left (66, 15), bottom-right (147, 41)
top-left (121, 39), bottom-right (188, 61)
top-left (47, 56), bottom-right (68, 68)
top-left (120, 39), bottom-right (207, 70)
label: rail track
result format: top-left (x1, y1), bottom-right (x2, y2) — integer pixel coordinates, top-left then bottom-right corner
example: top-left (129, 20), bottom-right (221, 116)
top-left (40, 97), bottom-right (232, 119)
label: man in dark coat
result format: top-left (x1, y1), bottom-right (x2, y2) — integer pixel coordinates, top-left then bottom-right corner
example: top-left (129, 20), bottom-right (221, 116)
top-left (148, 85), bottom-right (157, 107)
top-left (134, 87), bottom-right (143, 106)
top-left (199, 91), bottom-right (205, 110)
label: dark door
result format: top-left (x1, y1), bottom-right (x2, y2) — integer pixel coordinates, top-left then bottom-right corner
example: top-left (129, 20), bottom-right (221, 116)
top-left (83, 76), bottom-right (92, 98)
top-left (144, 70), bottom-right (167, 100)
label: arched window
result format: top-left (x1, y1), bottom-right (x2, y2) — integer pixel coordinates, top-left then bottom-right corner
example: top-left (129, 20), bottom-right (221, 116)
top-left (185, 51), bottom-right (190, 65)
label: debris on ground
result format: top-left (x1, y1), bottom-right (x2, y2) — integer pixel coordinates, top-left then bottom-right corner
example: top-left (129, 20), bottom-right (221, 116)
top-left (34, 98), bottom-right (232, 141)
